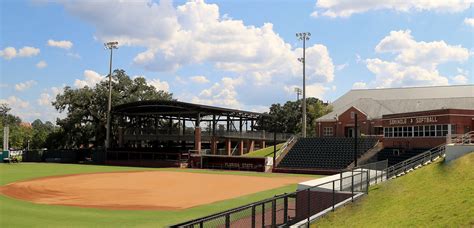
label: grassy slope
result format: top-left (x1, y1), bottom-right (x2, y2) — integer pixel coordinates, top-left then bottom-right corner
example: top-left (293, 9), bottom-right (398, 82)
top-left (0, 163), bottom-right (317, 227)
top-left (244, 143), bottom-right (284, 157)
top-left (315, 152), bottom-right (474, 228)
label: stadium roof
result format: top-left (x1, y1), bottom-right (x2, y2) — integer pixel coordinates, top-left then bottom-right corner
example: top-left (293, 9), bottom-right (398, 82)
top-left (112, 100), bottom-right (264, 119)
top-left (318, 85), bottom-right (474, 121)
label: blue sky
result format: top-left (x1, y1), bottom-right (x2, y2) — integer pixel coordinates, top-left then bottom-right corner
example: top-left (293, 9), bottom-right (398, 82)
top-left (1, 0), bottom-right (473, 122)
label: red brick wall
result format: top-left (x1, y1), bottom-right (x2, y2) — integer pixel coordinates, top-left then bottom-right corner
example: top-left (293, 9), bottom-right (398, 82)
top-left (316, 108), bottom-right (474, 150)
top-left (382, 109), bottom-right (474, 149)
top-left (316, 107), bottom-right (384, 137)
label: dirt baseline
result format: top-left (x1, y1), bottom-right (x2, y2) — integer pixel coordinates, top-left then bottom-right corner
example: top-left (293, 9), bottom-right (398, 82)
top-left (0, 171), bottom-right (310, 210)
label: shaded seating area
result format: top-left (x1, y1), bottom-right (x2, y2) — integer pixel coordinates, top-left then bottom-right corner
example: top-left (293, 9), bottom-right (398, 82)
top-left (277, 137), bottom-right (379, 172)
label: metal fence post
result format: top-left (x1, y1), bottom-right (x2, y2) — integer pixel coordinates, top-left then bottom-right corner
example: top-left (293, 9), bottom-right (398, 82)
top-left (332, 181), bottom-right (335, 211)
top-left (375, 169), bottom-right (378, 184)
top-left (272, 199), bottom-right (276, 226)
top-left (307, 188), bottom-right (311, 227)
top-left (360, 171), bottom-right (363, 191)
top-left (262, 203), bottom-right (265, 227)
top-left (284, 196), bottom-right (288, 224)
top-left (366, 170), bottom-right (370, 194)
top-left (351, 174), bottom-right (354, 202)
top-left (340, 172), bottom-right (343, 191)
top-left (225, 214), bottom-right (230, 228)
top-left (251, 205), bottom-right (256, 228)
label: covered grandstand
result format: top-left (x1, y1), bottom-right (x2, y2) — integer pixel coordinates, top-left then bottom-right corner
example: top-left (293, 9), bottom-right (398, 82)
top-left (107, 100), bottom-right (290, 168)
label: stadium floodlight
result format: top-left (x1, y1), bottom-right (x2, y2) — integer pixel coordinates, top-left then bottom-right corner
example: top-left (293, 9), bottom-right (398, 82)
top-left (104, 41), bottom-right (119, 149)
top-left (294, 87), bottom-right (302, 101)
top-left (296, 32), bottom-right (311, 138)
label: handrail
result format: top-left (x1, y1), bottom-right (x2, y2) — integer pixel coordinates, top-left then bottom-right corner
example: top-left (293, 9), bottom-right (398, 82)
top-left (275, 135), bottom-right (297, 160)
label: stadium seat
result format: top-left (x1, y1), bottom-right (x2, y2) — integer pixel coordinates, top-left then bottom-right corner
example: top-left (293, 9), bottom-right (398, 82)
top-left (277, 137), bottom-right (379, 170)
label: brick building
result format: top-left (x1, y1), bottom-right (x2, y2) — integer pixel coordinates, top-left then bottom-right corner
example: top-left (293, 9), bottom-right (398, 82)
top-left (316, 85), bottom-right (474, 149)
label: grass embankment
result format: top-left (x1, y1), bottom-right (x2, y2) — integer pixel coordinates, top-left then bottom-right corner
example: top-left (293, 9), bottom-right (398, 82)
top-left (314, 152), bottom-right (474, 227)
top-left (244, 143), bottom-right (284, 157)
top-left (0, 163), bottom-right (316, 227)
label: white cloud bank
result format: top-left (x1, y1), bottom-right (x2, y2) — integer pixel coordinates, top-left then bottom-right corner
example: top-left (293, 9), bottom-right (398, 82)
top-left (365, 30), bottom-right (470, 88)
top-left (15, 80), bottom-right (37, 91)
top-left (464, 17), bottom-right (474, 27)
top-left (312, 0), bottom-right (472, 18)
top-left (36, 60), bottom-right (47, 69)
top-left (47, 39), bottom-right (73, 49)
top-left (0, 46), bottom-right (40, 60)
top-left (61, 0), bottom-right (335, 108)
top-left (190, 75), bottom-right (210, 84)
top-left (74, 70), bottom-right (105, 88)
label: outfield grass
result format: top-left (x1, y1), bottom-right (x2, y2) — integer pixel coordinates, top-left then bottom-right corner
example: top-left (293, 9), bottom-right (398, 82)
top-left (244, 143), bottom-right (284, 157)
top-left (0, 163), bottom-right (317, 227)
top-left (314, 152), bottom-right (474, 228)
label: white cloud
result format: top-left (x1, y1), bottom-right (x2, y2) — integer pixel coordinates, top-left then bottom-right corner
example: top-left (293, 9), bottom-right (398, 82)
top-left (67, 52), bottom-right (81, 59)
top-left (451, 74), bottom-right (469, 84)
top-left (312, 0), bottom-right (472, 18)
top-left (375, 30), bottom-right (469, 70)
top-left (15, 80), bottom-right (37, 91)
top-left (191, 76), bottom-right (243, 108)
top-left (36, 60), bottom-right (47, 69)
top-left (0, 46), bottom-right (40, 60)
top-left (0, 96), bottom-right (29, 109)
top-left (61, 0), bottom-right (334, 85)
top-left (465, 17), bottom-right (474, 27)
top-left (283, 83), bottom-right (329, 99)
top-left (38, 87), bottom-right (62, 106)
top-left (0, 96), bottom-right (41, 121)
top-left (148, 78), bottom-right (170, 91)
top-left (18, 46), bottom-right (40, 57)
top-left (336, 63), bottom-right (348, 71)
top-left (190, 75), bottom-right (210, 84)
top-left (0, 47), bottom-right (17, 60)
top-left (352, 82), bottom-right (368, 89)
top-left (47, 39), bottom-right (73, 49)
top-left (306, 83), bottom-right (330, 99)
top-left (74, 70), bottom-right (105, 88)
top-left (451, 68), bottom-right (470, 84)
top-left (364, 30), bottom-right (469, 88)
top-left (365, 58), bottom-right (449, 88)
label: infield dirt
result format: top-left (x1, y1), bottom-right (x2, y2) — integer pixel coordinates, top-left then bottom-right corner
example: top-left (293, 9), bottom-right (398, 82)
top-left (0, 171), bottom-right (312, 210)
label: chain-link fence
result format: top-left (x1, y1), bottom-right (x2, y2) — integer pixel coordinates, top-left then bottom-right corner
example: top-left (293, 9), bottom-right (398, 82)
top-left (171, 171), bottom-right (369, 228)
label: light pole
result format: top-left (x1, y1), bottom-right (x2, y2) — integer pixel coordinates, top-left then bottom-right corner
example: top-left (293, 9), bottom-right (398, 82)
top-left (105, 41), bottom-right (118, 149)
top-left (296, 32), bottom-right (310, 138)
top-left (294, 87), bottom-right (302, 101)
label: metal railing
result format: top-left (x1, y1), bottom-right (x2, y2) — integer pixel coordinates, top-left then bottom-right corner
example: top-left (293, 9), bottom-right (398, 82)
top-left (171, 171), bottom-right (369, 228)
top-left (448, 131), bottom-right (474, 144)
top-left (384, 143), bottom-right (446, 179)
top-left (275, 135), bottom-right (297, 160)
top-left (123, 128), bottom-right (292, 141)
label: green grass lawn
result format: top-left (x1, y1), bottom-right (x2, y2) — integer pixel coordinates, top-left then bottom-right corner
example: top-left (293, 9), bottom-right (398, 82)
top-left (314, 152), bottom-right (474, 228)
top-left (244, 143), bottom-right (284, 157)
top-left (0, 163), bottom-right (317, 227)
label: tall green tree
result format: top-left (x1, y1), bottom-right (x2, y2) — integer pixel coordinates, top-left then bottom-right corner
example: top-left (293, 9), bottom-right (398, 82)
top-left (52, 69), bottom-right (173, 149)
top-left (0, 104), bottom-right (33, 149)
top-left (257, 98), bottom-right (332, 136)
top-left (30, 119), bottom-right (56, 149)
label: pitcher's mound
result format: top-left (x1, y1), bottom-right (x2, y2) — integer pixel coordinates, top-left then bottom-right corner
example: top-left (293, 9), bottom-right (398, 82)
top-left (0, 171), bottom-right (310, 210)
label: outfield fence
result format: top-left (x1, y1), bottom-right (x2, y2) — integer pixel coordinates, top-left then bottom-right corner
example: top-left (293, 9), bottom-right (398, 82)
top-left (171, 171), bottom-right (369, 228)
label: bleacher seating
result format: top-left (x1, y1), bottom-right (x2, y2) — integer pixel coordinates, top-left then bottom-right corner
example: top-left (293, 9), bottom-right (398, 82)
top-left (277, 137), bottom-right (379, 170)
top-left (377, 148), bottom-right (429, 166)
